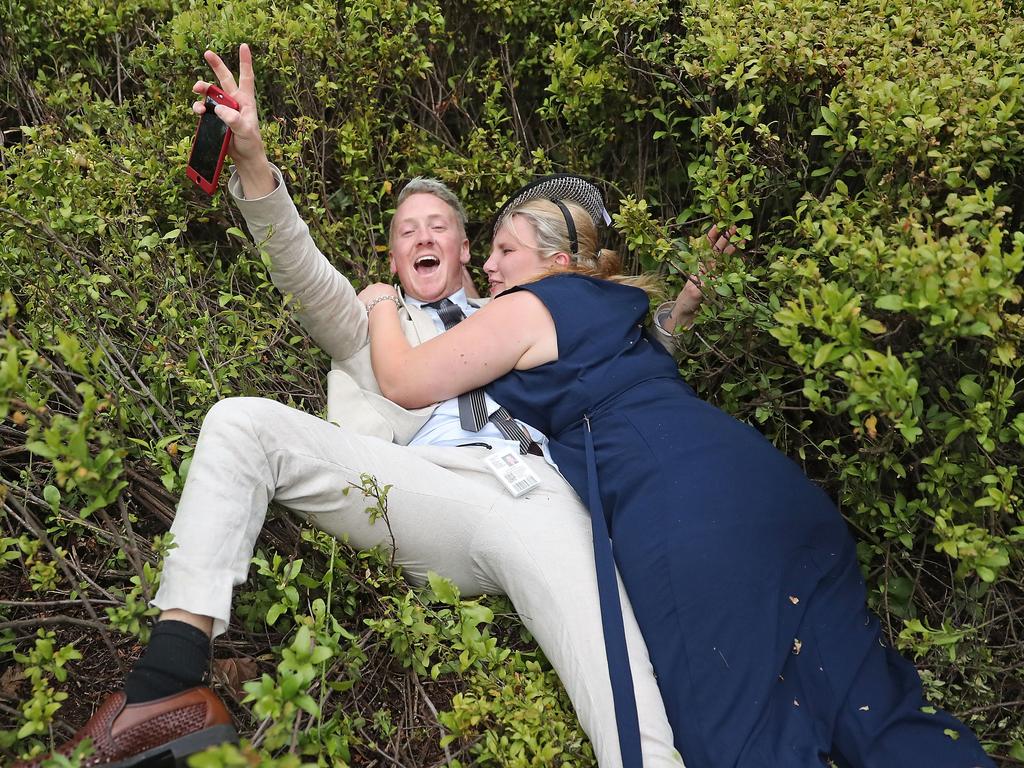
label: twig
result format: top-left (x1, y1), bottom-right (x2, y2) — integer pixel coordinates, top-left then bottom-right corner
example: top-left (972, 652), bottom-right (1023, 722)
top-left (411, 670), bottom-right (453, 767)
top-left (118, 497), bottom-right (149, 593)
top-left (959, 699), bottom-right (1024, 717)
top-left (356, 727), bottom-right (407, 767)
top-left (4, 497), bottom-right (125, 674)
top-left (250, 715), bottom-right (274, 748)
top-left (500, 43), bottom-right (529, 150)
top-left (0, 599), bottom-right (119, 608)
top-left (0, 616), bottom-right (112, 632)
top-left (196, 344), bottom-right (221, 399)
top-left (114, 33), bottom-right (123, 105)
top-left (96, 327), bottom-right (177, 431)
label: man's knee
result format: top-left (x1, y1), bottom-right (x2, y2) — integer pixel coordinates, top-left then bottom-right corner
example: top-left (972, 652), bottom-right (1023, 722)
top-left (474, 509), bottom-right (596, 607)
top-left (199, 397), bottom-right (282, 444)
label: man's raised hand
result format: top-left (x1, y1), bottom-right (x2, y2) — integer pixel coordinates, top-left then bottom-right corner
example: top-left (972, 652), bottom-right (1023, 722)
top-left (192, 43), bottom-right (276, 197)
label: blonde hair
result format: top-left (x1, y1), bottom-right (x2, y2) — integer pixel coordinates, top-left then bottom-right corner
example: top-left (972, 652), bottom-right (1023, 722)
top-left (505, 199), bottom-right (663, 296)
top-left (389, 177), bottom-right (468, 241)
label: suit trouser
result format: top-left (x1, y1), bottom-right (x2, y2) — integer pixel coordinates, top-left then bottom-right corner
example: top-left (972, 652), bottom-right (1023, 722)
top-left (151, 397), bottom-right (682, 767)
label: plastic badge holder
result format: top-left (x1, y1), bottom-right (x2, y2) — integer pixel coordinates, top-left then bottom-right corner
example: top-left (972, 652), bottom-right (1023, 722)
top-left (484, 449), bottom-right (542, 497)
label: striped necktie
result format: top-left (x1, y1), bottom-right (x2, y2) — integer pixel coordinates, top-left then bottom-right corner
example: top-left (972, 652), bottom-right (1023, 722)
top-left (426, 298), bottom-right (542, 456)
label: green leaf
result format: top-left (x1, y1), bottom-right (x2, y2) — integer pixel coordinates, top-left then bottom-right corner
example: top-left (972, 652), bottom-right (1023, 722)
top-left (820, 106), bottom-right (839, 129)
top-left (266, 603), bottom-right (286, 625)
top-left (874, 295), bottom-right (904, 311)
top-left (958, 376), bottom-right (983, 402)
top-left (428, 571), bottom-right (459, 606)
top-left (43, 484), bottom-right (61, 513)
top-left (295, 693), bottom-right (320, 716)
top-left (26, 440), bottom-right (57, 459)
top-left (461, 603), bottom-right (494, 627)
top-left (813, 342), bottom-right (836, 369)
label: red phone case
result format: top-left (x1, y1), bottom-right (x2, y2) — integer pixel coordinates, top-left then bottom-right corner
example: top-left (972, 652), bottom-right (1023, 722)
top-left (186, 85), bottom-right (239, 194)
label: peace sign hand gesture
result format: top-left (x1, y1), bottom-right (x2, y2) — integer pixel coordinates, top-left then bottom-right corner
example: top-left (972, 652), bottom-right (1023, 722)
top-left (192, 43), bottom-right (276, 197)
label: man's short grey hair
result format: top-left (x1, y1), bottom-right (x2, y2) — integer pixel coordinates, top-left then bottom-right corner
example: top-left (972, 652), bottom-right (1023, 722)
top-left (393, 177), bottom-right (468, 237)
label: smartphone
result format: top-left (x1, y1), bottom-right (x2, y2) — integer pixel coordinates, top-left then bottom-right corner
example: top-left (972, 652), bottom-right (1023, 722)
top-left (186, 85), bottom-right (238, 194)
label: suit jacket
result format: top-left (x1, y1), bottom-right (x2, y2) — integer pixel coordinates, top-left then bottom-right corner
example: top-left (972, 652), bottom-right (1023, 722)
top-left (229, 165), bottom-right (472, 445)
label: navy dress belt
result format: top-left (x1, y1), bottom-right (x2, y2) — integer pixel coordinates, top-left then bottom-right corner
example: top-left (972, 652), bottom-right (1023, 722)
top-left (583, 415), bottom-right (643, 767)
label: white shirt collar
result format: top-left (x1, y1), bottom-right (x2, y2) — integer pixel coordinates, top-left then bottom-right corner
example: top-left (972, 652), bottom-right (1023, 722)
top-left (404, 288), bottom-right (471, 314)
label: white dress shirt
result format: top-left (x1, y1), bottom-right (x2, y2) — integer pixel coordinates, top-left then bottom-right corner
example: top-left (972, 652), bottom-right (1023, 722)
top-left (405, 290), bottom-right (553, 463)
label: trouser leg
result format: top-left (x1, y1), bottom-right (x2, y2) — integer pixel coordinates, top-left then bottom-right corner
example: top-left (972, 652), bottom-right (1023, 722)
top-left (151, 397), bottom-right (681, 766)
top-left (153, 396), bottom-right (496, 636)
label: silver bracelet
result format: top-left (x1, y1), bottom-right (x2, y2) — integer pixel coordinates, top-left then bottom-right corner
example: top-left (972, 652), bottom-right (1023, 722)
top-left (365, 294), bottom-right (401, 314)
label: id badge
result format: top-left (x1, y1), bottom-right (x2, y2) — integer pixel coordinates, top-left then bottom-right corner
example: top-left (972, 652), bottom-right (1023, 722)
top-left (484, 449), bottom-right (542, 497)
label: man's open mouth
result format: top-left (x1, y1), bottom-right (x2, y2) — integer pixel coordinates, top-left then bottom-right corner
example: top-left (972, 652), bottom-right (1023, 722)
top-left (414, 255), bottom-right (440, 273)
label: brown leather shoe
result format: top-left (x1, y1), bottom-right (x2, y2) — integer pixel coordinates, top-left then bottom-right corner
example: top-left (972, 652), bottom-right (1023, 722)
top-left (13, 686), bottom-right (238, 767)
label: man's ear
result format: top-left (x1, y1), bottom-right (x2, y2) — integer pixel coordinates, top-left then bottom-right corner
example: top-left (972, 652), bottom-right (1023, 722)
top-left (459, 238), bottom-right (471, 265)
top-left (553, 251), bottom-right (572, 267)
top-left (389, 254), bottom-right (398, 275)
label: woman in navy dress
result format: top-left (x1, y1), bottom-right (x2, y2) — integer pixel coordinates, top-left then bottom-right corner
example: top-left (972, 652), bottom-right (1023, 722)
top-left (359, 179), bottom-right (993, 768)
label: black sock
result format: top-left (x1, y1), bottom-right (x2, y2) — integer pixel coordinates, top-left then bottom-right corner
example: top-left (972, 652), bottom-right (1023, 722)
top-left (124, 620), bottom-right (211, 704)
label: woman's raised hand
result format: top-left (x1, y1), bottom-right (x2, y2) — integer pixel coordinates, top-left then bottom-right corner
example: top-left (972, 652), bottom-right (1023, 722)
top-left (664, 224), bottom-right (742, 331)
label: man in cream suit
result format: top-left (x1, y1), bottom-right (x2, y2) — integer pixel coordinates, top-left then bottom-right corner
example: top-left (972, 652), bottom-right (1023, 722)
top-left (21, 44), bottom-right (739, 768)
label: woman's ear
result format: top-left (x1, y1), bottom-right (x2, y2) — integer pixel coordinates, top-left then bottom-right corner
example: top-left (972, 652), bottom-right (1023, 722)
top-left (553, 251), bottom-right (572, 267)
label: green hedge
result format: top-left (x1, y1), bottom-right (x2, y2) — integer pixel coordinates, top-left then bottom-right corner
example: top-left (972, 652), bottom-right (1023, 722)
top-left (1, 0), bottom-right (1022, 764)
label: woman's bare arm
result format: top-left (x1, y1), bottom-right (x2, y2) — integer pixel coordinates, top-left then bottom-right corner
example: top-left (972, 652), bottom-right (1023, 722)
top-left (359, 286), bottom-right (557, 408)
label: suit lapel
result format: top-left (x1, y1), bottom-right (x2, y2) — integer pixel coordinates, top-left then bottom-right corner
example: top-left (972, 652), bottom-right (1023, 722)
top-left (398, 292), bottom-right (441, 344)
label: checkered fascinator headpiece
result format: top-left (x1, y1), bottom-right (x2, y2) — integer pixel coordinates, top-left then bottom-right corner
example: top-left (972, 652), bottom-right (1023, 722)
top-left (492, 174), bottom-right (612, 255)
